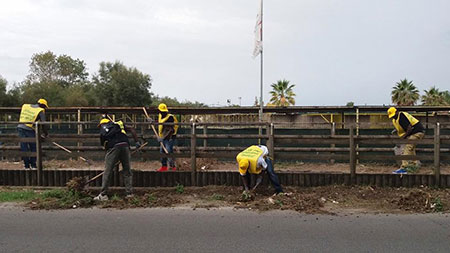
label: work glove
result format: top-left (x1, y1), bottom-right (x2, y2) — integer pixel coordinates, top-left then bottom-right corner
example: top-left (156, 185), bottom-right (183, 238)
top-left (135, 141), bottom-right (142, 149)
top-left (157, 137), bottom-right (163, 142)
top-left (391, 129), bottom-right (397, 135)
top-left (146, 117), bottom-right (154, 123)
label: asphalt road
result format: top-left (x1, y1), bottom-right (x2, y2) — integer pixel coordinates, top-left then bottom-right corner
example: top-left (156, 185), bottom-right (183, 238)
top-left (1, 206), bottom-right (449, 253)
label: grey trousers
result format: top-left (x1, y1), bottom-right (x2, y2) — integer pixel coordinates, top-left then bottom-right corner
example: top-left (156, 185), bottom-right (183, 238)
top-left (101, 145), bottom-right (133, 195)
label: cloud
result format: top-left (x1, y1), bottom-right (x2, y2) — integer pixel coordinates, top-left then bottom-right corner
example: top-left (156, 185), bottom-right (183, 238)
top-left (0, 0), bottom-right (449, 106)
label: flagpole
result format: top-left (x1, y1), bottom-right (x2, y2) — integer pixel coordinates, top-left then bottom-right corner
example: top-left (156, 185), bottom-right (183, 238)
top-left (259, 0), bottom-right (263, 123)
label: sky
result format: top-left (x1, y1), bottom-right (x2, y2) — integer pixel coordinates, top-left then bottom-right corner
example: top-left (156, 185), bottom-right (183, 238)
top-left (0, 0), bottom-right (449, 106)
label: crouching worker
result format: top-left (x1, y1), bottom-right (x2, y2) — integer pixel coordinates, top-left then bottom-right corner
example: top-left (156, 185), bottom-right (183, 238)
top-left (94, 118), bottom-right (142, 201)
top-left (387, 107), bottom-right (425, 174)
top-left (236, 145), bottom-right (283, 195)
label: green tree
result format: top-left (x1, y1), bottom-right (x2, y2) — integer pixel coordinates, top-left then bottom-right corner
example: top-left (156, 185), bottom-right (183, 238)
top-left (92, 61), bottom-right (152, 106)
top-left (64, 83), bottom-right (94, 106)
top-left (269, 79), bottom-right (296, 106)
top-left (421, 86), bottom-right (448, 106)
top-left (25, 51), bottom-right (88, 87)
top-left (391, 79), bottom-right (419, 106)
top-left (0, 76), bottom-right (21, 106)
top-left (21, 81), bottom-right (65, 106)
top-left (21, 51), bottom-right (90, 106)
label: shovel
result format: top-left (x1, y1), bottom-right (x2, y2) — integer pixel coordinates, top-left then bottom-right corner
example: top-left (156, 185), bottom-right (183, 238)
top-left (142, 107), bottom-right (169, 154)
top-left (51, 140), bottom-right (93, 165)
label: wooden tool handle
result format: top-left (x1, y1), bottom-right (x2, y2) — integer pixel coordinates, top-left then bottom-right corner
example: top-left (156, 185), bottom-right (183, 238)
top-left (142, 107), bottom-right (169, 154)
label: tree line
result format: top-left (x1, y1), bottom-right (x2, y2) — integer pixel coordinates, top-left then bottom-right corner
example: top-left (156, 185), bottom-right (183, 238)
top-left (0, 51), bottom-right (206, 107)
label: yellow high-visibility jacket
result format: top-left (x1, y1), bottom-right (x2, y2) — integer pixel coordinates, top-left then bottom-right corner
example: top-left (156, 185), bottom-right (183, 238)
top-left (158, 114), bottom-right (179, 137)
top-left (236, 145), bottom-right (264, 175)
top-left (392, 112), bottom-right (419, 137)
top-left (19, 104), bottom-right (45, 129)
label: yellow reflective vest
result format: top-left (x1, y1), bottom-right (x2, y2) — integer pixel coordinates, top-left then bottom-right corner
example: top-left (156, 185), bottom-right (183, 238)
top-left (115, 120), bottom-right (127, 135)
top-left (236, 145), bottom-right (264, 175)
top-left (19, 104), bottom-right (45, 129)
top-left (392, 112), bottom-right (419, 137)
top-left (158, 113), bottom-right (179, 137)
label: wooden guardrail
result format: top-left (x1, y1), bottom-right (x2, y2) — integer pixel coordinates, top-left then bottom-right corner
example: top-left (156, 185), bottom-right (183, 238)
top-left (0, 121), bottom-right (449, 186)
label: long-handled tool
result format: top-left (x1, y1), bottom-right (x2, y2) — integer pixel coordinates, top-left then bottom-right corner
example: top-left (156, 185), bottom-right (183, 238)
top-left (84, 142), bottom-right (148, 185)
top-left (51, 141), bottom-right (92, 165)
top-left (142, 107), bottom-right (169, 154)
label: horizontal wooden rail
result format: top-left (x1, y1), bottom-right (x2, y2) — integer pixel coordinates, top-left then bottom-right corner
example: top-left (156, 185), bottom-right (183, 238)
top-left (3, 169), bottom-right (450, 188)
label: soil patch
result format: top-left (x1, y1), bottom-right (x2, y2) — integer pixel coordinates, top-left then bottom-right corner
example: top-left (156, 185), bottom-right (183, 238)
top-left (7, 185), bottom-right (448, 214)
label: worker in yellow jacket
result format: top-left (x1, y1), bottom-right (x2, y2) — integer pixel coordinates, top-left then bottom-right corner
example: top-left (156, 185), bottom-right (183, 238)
top-left (157, 103), bottom-right (178, 172)
top-left (388, 107), bottom-right (425, 173)
top-left (17, 99), bottom-right (49, 169)
top-left (236, 145), bottom-right (283, 195)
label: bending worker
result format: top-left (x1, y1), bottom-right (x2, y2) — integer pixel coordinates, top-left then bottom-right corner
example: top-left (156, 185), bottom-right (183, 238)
top-left (17, 98), bottom-right (49, 169)
top-left (236, 145), bottom-right (283, 195)
top-left (95, 117), bottom-right (141, 201)
top-left (387, 107), bottom-right (425, 173)
top-left (157, 103), bottom-right (178, 172)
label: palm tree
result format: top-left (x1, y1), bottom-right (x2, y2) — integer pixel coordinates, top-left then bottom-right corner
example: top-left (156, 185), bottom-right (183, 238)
top-left (391, 79), bottom-right (419, 106)
top-left (443, 91), bottom-right (450, 105)
top-left (269, 79), bottom-right (296, 106)
top-left (421, 86), bottom-right (448, 106)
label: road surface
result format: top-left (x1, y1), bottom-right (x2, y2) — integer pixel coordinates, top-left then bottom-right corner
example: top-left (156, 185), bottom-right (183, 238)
top-left (1, 206), bottom-right (449, 252)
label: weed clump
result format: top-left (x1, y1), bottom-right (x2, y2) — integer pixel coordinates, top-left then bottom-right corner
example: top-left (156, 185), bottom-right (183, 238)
top-left (175, 184), bottom-right (184, 194)
top-left (66, 177), bottom-right (87, 194)
top-left (31, 189), bottom-right (93, 209)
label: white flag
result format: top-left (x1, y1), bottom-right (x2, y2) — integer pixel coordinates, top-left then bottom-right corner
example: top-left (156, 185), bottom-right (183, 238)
top-left (253, 0), bottom-right (263, 58)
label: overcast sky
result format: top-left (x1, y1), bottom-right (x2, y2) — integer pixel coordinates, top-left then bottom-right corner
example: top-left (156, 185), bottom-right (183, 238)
top-left (1, 0), bottom-right (449, 106)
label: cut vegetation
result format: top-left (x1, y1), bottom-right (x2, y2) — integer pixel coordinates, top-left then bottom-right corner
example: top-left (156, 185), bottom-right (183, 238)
top-left (1, 185), bottom-right (450, 214)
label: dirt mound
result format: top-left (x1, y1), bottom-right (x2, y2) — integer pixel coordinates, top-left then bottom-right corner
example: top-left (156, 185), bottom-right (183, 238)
top-left (394, 190), bottom-right (433, 212)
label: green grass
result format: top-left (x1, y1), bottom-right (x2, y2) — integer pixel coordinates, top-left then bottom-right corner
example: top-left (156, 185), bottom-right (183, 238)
top-left (110, 194), bottom-right (121, 202)
top-left (210, 193), bottom-right (225, 201)
top-left (433, 197), bottom-right (444, 212)
top-left (147, 193), bottom-right (156, 203)
top-left (175, 184), bottom-right (184, 194)
top-left (40, 189), bottom-right (66, 199)
top-left (0, 190), bottom-right (39, 202)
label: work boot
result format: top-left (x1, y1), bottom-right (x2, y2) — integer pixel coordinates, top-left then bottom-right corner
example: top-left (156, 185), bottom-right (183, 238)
top-left (170, 167), bottom-right (177, 171)
top-left (94, 193), bottom-right (108, 201)
top-left (157, 166), bottom-right (168, 172)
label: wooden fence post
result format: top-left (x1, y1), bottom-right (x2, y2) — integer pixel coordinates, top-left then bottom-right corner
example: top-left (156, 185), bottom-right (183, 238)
top-left (191, 123), bottom-right (197, 185)
top-left (203, 125), bottom-right (207, 148)
top-left (330, 122), bottom-right (336, 164)
top-left (77, 109), bottom-right (82, 153)
top-left (349, 125), bottom-right (356, 184)
top-left (434, 122), bottom-right (440, 186)
top-left (268, 123), bottom-right (274, 159)
top-left (35, 122), bottom-right (43, 186)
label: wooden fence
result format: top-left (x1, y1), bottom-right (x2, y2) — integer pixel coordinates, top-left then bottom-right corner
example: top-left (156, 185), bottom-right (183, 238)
top-left (0, 121), bottom-right (449, 187)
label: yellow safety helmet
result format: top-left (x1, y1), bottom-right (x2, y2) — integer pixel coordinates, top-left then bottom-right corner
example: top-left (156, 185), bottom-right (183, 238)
top-left (238, 159), bottom-right (249, 174)
top-left (158, 103), bottom-right (168, 112)
top-left (37, 98), bottom-right (49, 108)
top-left (98, 118), bottom-right (110, 127)
top-left (387, 107), bottom-right (397, 119)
